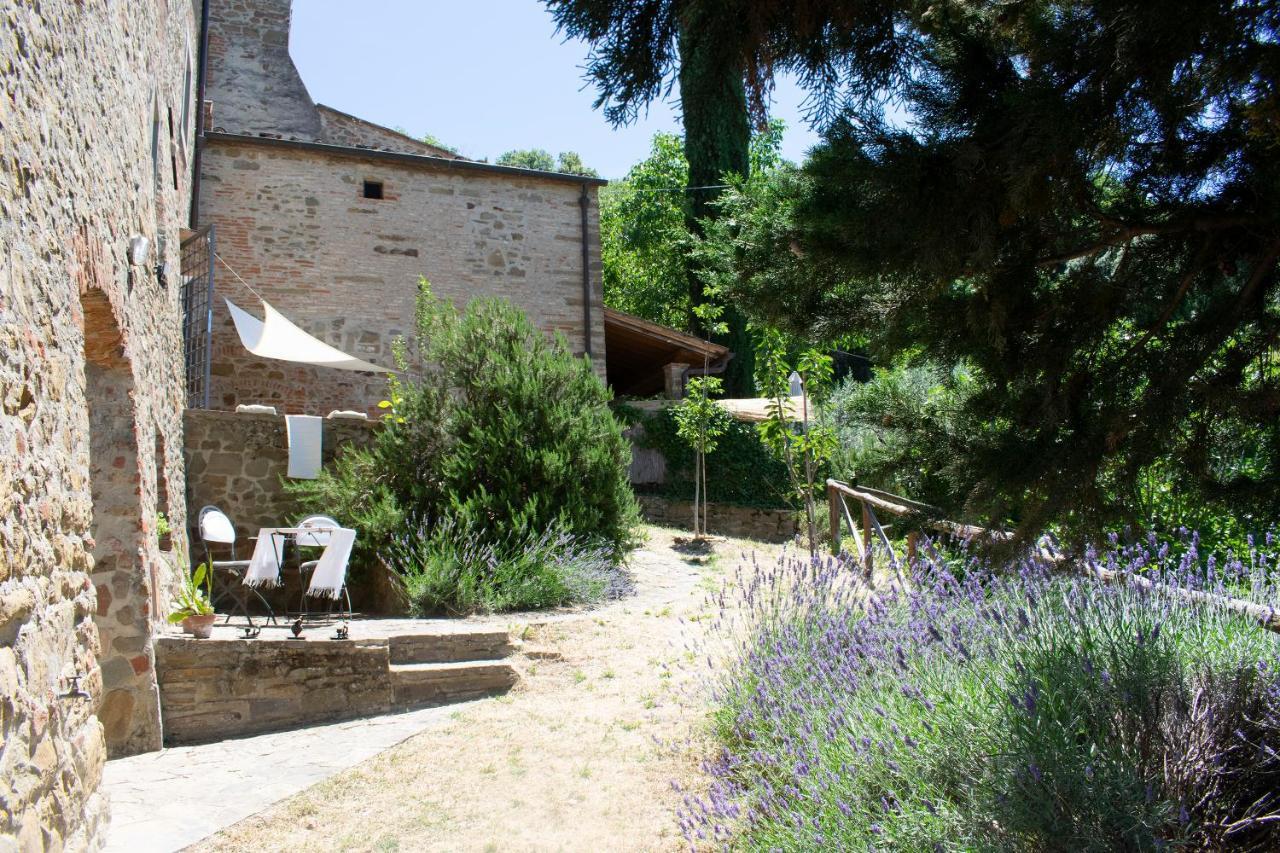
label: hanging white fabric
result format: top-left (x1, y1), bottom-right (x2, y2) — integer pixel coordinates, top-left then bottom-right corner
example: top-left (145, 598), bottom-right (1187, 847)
top-left (225, 298), bottom-right (397, 374)
top-left (285, 415), bottom-right (323, 479)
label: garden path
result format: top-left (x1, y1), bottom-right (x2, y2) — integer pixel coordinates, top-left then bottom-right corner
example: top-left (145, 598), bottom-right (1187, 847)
top-left (102, 702), bottom-right (475, 853)
top-left (134, 526), bottom-right (779, 852)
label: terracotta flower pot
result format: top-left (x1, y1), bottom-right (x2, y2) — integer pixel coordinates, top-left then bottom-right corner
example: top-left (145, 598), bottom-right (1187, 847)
top-left (185, 613), bottom-right (217, 639)
top-left (180, 617), bottom-right (193, 634)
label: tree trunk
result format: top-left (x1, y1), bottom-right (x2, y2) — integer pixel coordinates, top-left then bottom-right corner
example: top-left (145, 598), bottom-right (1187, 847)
top-left (677, 9), bottom-right (755, 395)
top-left (700, 446), bottom-right (709, 536)
top-left (696, 445), bottom-right (706, 532)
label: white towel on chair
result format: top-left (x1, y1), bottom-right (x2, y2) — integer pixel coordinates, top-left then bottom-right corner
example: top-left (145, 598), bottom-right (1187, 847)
top-left (307, 527), bottom-right (356, 600)
top-left (286, 415), bottom-right (323, 479)
top-left (244, 529), bottom-right (287, 588)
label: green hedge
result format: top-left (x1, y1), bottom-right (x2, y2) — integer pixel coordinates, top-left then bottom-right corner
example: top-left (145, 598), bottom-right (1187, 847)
top-left (622, 404), bottom-right (794, 509)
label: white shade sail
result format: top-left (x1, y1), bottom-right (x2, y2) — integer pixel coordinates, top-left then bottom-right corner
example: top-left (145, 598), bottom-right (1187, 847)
top-left (225, 298), bottom-right (396, 374)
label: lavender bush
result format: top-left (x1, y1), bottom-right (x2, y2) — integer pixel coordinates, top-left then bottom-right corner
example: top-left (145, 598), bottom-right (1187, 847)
top-left (683, 537), bottom-right (1280, 850)
top-left (385, 515), bottom-right (626, 614)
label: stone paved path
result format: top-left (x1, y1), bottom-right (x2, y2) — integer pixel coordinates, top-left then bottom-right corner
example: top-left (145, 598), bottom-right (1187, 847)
top-left (101, 700), bottom-right (480, 852)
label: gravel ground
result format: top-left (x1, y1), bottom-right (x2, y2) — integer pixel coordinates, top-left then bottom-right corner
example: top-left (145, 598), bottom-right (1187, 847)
top-left (197, 526), bottom-right (784, 853)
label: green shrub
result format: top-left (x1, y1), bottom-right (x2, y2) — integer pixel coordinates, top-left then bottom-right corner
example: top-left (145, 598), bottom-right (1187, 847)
top-left (685, 539), bottom-right (1280, 849)
top-left (625, 404), bottom-right (794, 509)
top-left (290, 280), bottom-right (640, 612)
top-left (828, 361), bottom-right (975, 508)
top-left (385, 516), bottom-right (618, 615)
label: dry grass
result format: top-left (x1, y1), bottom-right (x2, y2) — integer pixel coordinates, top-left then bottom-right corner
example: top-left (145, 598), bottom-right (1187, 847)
top-left (197, 527), bottom-right (784, 852)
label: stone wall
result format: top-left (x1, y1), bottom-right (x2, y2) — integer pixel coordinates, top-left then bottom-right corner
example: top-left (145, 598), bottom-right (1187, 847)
top-left (198, 138), bottom-right (605, 415)
top-left (317, 105), bottom-right (460, 158)
top-left (154, 637), bottom-right (393, 745)
top-left (196, 0), bottom-right (606, 417)
top-left (1, 0), bottom-right (198, 845)
top-left (184, 409), bottom-right (378, 540)
top-left (204, 0), bottom-right (323, 140)
top-left (637, 495), bottom-right (801, 543)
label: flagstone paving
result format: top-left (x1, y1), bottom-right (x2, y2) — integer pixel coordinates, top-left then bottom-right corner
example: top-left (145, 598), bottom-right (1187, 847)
top-left (102, 701), bottom-right (477, 853)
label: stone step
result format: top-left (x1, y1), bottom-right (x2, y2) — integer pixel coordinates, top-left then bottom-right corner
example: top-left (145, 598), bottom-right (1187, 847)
top-left (390, 660), bottom-right (518, 709)
top-left (387, 630), bottom-right (515, 666)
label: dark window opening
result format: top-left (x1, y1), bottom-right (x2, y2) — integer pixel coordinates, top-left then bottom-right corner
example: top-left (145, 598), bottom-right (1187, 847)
top-left (168, 106), bottom-right (179, 189)
top-left (362, 180), bottom-right (384, 200)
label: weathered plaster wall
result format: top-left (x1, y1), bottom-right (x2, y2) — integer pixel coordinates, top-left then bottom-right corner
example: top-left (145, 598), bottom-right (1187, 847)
top-left (1, 0), bottom-right (197, 845)
top-left (198, 139), bottom-right (605, 415)
top-left (204, 0), bottom-right (322, 139)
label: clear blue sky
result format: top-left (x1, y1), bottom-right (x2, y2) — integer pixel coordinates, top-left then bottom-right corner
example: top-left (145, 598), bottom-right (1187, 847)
top-left (290, 0), bottom-right (821, 180)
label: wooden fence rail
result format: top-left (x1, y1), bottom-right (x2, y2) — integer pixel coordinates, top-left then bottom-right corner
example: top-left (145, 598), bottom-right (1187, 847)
top-left (824, 478), bottom-right (1280, 635)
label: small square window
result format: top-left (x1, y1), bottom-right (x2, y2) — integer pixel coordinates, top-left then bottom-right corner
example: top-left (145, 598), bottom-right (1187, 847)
top-left (362, 180), bottom-right (384, 200)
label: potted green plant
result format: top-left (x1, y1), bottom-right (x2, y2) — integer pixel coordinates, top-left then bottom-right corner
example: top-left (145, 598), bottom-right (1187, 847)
top-left (156, 512), bottom-right (172, 551)
top-left (168, 562), bottom-right (217, 638)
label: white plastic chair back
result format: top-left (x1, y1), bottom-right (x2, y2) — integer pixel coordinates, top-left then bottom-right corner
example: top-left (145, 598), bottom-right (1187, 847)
top-left (198, 506), bottom-right (237, 545)
top-left (296, 515), bottom-right (339, 548)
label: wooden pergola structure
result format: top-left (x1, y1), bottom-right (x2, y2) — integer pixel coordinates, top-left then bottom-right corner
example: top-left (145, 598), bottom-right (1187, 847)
top-left (602, 307), bottom-right (731, 398)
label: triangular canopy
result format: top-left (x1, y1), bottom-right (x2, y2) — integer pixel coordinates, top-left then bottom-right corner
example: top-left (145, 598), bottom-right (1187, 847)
top-left (225, 298), bottom-right (396, 374)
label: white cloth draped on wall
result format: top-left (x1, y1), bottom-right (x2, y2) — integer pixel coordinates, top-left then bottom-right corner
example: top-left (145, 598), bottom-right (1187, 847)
top-left (225, 298), bottom-right (396, 374)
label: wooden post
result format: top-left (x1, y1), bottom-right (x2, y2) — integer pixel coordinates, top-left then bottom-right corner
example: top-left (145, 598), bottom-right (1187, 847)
top-left (906, 530), bottom-right (919, 564)
top-left (828, 482), bottom-right (840, 555)
top-left (861, 501), bottom-right (873, 575)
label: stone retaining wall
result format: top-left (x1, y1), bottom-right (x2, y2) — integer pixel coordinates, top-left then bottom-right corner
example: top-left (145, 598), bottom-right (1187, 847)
top-left (184, 409), bottom-right (379, 539)
top-left (637, 495), bottom-right (800, 543)
top-left (154, 637), bottom-right (392, 745)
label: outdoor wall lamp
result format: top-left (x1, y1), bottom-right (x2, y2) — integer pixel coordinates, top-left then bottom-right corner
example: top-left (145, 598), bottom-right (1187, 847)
top-left (128, 235), bottom-right (151, 266)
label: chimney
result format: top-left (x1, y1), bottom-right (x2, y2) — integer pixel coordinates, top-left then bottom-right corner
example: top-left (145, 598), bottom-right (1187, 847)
top-left (202, 0), bottom-right (322, 139)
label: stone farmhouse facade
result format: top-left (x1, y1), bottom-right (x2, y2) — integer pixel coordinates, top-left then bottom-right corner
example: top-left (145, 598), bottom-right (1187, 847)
top-left (2, 0), bottom-right (610, 848)
top-left (2, 0), bottom-right (199, 847)
top-left (198, 0), bottom-right (607, 416)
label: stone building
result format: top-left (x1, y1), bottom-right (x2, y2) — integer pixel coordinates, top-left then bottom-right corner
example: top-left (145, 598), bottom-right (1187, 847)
top-left (2, 0), bottom-right (615, 846)
top-left (2, 0), bottom-right (199, 846)
top-left (196, 0), bottom-right (607, 416)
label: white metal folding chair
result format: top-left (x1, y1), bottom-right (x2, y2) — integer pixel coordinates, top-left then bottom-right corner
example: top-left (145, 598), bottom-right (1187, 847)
top-left (295, 515), bottom-right (352, 622)
top-left (197, 505), bottom-right (277, 626)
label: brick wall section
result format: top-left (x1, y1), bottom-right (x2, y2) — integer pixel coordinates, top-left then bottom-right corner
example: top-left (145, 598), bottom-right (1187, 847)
top-left (204, 0), bottom-right (323, 139)
top-left (636, 495), bottom-right (801, 543)
top-left (198, 139), bottom-right (606, 415)
top-left (1, 0), bottom-right (197, 845)
top-left (184, 409), bottom-right (378, 540)
top-left (154, 637), bottom-right (393, 745)
top-left (316, 106), bottom-right (461, 158)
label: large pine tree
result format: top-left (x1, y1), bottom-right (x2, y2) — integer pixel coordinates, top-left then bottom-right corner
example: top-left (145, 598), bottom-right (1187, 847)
top-left (717, 0), bottom-right (1280, 539)
top-left (545, 0), bottom-right (900, 394)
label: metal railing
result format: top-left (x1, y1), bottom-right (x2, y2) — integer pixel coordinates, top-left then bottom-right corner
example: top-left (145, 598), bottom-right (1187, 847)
top-left (181, 225), bottom-right (215, 409)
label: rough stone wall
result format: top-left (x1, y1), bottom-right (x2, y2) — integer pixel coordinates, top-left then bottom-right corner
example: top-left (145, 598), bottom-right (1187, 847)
top-left (316, 106), bottom-right (461, 158)
top-left (183, 409), bottom-right (377, 540)
top-left (204, 0), bottom-right (323, 139)
top-left (199, 139), bottom-right (606, 415)
top-left (636, 495), bottom-right (801, 543)
top-left (154, 637), bottom-right (392, 745)
top-left (1, 0), bottom-right (197, 845)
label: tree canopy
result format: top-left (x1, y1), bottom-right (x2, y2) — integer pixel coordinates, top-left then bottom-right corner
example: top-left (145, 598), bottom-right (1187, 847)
top-left (543, 0), bottom-right (902, 128)
top-left (600, 132), bottom-right (692, 329)
top-left (495, 148), bottom-right (600, 177)
top-left (715, 0), bottom-right (1280, 540)
top-left (601, 123), bottom-right (787, 334)
top-left (546, 0), bottom-right (871, 392)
